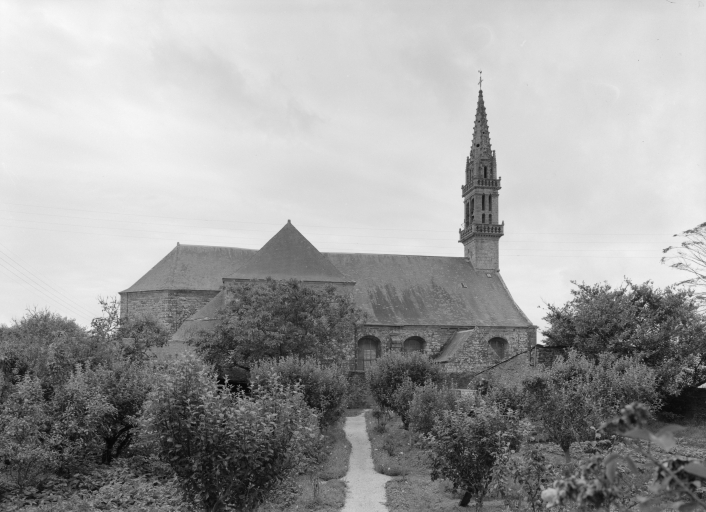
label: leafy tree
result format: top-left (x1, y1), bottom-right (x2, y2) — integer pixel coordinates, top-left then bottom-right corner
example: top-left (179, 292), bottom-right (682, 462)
top-left (523, 351), bottom-right (660, 462)
top-left (250, 356), bottom-right (349, 427)
top-left (543, 279), bottom-right (706, 395)
top-left (426, 404), bottom-right (523, 510)
top-left (194, 279), bottom-right (365, 370)
top-left (408, 381), bottom-right (457, 435)
top-left (663, 221), bottom-right (706, 309)
top-left (366, 350), bottom-right (442, 426)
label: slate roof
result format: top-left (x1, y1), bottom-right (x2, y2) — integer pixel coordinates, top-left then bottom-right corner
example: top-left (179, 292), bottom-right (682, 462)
top-left (172, 290), bottom-right (226, 342)
top-left (326, 253), bottom-right (532, 327)
top-left (434, 330), bottom-right (475, 363)
top-left (225, 221), bottom-right (354, 284)
top-left (120, 245), bottom-right (256, 293)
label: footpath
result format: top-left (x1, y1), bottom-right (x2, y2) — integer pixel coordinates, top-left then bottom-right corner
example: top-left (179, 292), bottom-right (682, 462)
top-left (342, 411), bottom-right (391, 512)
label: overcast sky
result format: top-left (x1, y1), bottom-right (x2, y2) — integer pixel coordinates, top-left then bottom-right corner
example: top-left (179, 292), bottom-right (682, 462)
top-left (1, 0), bottom-right (704, 335)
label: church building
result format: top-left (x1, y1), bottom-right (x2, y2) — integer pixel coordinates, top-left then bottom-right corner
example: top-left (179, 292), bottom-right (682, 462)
top-left (119, 86), bottom-right (536, 373)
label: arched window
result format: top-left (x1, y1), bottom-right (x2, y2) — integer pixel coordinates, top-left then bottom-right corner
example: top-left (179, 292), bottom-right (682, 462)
top-left (484, 165), bottom-right (488, 179)
top-left (357, 336), bottom-right (381, 371)
top-left (403, 336), bottom-right (425, 353)
top-left (481, 195), bottom-right (485, 210)
top-left (488, 195), bottom-right (492, 212)
top-left (488, 337), bottom-right (509, 360)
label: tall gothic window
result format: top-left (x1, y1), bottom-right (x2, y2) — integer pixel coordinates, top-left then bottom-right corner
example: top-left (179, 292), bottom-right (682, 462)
top-left (465, 201), bottom-right (469, 227)
top-left (489, 214), bottom-right (493, 224)
top-left (489, 195), bottom-right (492, 212)
top-left (482, 214), bottom-right (485, 224)
top-left (484, 165), bottom-right (488, 179)
top-left (481, 195), bottom-right (485, 210)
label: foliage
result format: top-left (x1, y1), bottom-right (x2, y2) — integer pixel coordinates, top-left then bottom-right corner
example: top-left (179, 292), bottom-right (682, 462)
top-left (408, 382), bottom-right (457, 436)
top-left (389, 377), bottom-right (417, 430)
top-left (50, 365), bottom-right (116, 471)
top-left (663, 221), bottom-right (706, 309)
top-left (193, 279), bottom-right (365, 371)
top-left (543, 402), bottom-right (706, 511)
top-left (491, 444), bottom-right (555, 512)
top-left (523, 350), bottom-right (660, 462)
top-left (543, 279), bottom-right (706, 394)
top-left (141, 353), bottom-right (321, 512)
top-left (425, 403), bottom-right (523, 510)
top-left (250, 356), bottom-right (349, 427)
top-left (366, 350), bottom-right (442, 412)
top-left (346, 375), bottom-right (372, 409)
top-left (0, 375), bottom-right (57, 489)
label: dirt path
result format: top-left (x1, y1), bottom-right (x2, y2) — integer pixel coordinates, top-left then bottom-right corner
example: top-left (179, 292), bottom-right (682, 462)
top-left (342, 410), bottom-right (391, 512)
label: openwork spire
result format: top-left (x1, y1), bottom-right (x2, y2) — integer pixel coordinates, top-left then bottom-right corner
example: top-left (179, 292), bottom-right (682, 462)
top-left (469, 87), bottom-right (492, 160)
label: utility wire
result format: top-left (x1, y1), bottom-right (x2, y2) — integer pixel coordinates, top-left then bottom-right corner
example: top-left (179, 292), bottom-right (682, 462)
top-left (0, 242), bottom-right (95, 317)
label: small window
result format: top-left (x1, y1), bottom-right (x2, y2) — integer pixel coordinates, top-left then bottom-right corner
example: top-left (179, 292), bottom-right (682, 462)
top-left (482, 214), bottom-right (485, 224)
top-left (484, 166), bottom-right (488, 179)
top-left (403, 337), bottom-right (425, 353)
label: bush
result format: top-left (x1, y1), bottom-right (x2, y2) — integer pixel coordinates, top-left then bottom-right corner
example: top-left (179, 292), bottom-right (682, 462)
top-left (0, 375), bottom-right (57, 489)
top-left (141, 353), bottom-right (320, 512)
top-left (408, 383), bottom-right (457, 436)
top-left (367, 351), bottom-right (441, 412)
top-left (523, 350), bottom-right (660, 462)
top-left (250, 356), bottom-right (348, 427)
top-left (426, 403), bottom-right (523, 510)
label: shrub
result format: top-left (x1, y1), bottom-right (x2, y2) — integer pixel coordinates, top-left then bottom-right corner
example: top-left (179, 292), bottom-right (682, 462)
top-left (389, 377), bottom-right (417, 429)
top-left (492, 445), bottom-right (555, 512)
top-left (408, 383), bottom-right (457, 436)
top-left (250, 356), bottom-right (348, 427)
top-left (426, 404), bottom-right (523, 510)
top-left (0, 375), bottom-right (57, 489)
top-left (141, 353), bottom-right (320, 512)
top-left (367, 351), bottom-right (441, 412)
top-left (523, 350), bottom-right (660, 462)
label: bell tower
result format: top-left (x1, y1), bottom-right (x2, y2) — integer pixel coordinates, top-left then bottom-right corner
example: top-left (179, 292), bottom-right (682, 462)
top-left (459, 74), bottom-right (504, 271)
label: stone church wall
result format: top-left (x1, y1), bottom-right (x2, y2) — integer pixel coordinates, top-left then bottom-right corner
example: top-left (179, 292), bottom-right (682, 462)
top-left (120, 289), bottom-right (220, 333)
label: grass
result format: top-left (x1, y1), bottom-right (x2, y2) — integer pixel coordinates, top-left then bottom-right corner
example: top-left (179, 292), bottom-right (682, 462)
top-left (259, 416), bottom-right (352, 512)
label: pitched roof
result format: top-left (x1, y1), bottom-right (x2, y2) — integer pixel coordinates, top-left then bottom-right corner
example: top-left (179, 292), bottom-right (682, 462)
top-left (225, 221), bottom-right (354, 284)
top-left (434, 330), bottom-right (475, 363)
top-left (326, 252), bottom-right (533, 327)
top-left (120, 244), bottom-right (256, 293)
top-left (171, 289), bottom-right (225, 342)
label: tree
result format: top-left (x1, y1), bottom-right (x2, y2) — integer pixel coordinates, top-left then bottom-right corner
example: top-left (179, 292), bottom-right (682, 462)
top-left (193, 279), bottom-right (365, 370)
top-left (543, 279), bottom-right (706, 395)
top-left (523, 351), bottom-right (660, 463)
top-left (366, 350), bottom-right (442, 428)
top-left (426, 404), bottom-right (523, 510)
top-left (663, 221), bottom-right (706, 309)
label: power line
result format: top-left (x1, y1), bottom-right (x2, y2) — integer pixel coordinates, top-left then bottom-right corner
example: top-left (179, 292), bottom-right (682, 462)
top-left (1, 202), bottom-right (674, 236)
top-left (0, 243), bottom-right (95, 317)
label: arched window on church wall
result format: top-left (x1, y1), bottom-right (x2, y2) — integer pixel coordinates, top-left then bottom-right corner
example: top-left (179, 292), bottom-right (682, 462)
top-left (357, 336), bottom-right (381, 371)
top-left (488, 337), bottom-right (509, 361)
top-left (403, 336), bottom-right (425, 353)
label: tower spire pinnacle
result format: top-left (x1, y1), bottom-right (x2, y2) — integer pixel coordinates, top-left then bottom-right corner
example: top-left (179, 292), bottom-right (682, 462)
top-left (459, 76), bottom-right (503, 270)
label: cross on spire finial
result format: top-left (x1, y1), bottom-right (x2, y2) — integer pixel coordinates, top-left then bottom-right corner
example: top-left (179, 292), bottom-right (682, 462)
top-left (478, 70), bottom-right (483, 90)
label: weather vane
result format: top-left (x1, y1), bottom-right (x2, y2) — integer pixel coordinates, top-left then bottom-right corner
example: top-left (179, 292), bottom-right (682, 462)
top-left (478, 70), bottom-right (483, 90)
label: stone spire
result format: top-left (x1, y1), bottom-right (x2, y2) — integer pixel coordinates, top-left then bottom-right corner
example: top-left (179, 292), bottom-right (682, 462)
top-left (459, 77), bottom-right (504, 271)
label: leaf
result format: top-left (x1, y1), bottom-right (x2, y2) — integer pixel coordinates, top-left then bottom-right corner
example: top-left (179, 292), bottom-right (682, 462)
top-left (678, 502), bottom-right (701, 512)
top-left (683, 462), bottom-right (706, 479)
top-left (624, 428), bottom-right (652, 441)
top-left (651, 431), bottom-right (677, 451)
